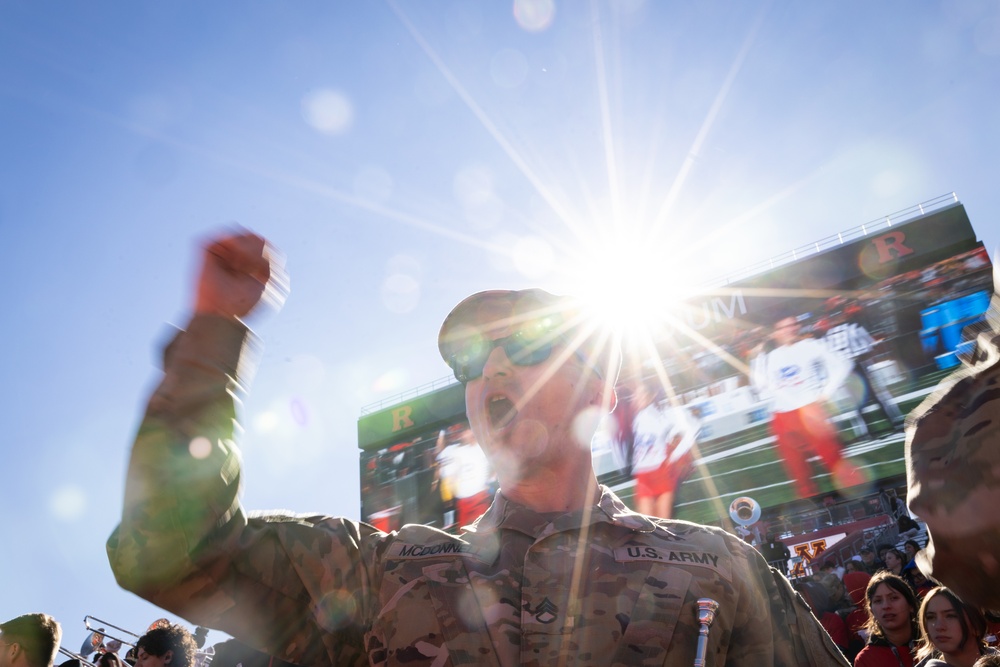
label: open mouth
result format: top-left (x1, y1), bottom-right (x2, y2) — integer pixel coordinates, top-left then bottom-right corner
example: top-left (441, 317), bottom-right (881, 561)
top-left (487, 396), bottom-right (517, 429)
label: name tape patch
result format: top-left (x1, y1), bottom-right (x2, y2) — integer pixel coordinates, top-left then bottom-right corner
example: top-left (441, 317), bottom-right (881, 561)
top-left (614, 546), bottom-right (731, 581)
top-left (391, 541), bottom-right (485, 561)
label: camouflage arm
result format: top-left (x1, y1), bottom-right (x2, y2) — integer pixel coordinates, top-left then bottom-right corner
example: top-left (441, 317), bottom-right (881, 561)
top-left (722, 536), bottom-right (847, 667)
top-left (107, 316), bottom-right (371, 667)
top-left (762, 558), bottom-right (850, 667)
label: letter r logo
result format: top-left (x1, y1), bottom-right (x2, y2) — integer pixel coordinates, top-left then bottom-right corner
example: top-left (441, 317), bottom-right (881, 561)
top-left (391, 406), bottom-right (414, 432)
top-left (872, 231), bottom-right (914, 264)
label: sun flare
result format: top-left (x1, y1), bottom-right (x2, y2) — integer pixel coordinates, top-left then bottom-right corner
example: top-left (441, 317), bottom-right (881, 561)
top-left (564, 225), bottom-right (703, 349)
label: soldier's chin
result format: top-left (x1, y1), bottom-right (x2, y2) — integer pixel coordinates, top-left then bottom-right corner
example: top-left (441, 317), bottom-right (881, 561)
top-left (490, 420), bottom-right (549, 481)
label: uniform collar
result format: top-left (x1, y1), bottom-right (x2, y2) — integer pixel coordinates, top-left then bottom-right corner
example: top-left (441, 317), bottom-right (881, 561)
top-left (463, 485), bottom-right (659, 539)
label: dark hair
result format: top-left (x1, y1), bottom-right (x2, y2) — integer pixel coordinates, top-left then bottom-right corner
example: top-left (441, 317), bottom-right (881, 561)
top-left (917, 586), bottom-right (989, 662)
top-left (863, 572), bottom-right (919, 643)
top-left (904, 539), bottom-right (922, 553)
top-left (0, 614), bottom-right (62, 667)
top-left (135, 626), bottom-right (196, 667)
top-left (96, 654), bottom-right (124, 667)
top-left (882, 548), bottom-right (908, 571)
top-left (973, 654), bottom-right (1000, 667)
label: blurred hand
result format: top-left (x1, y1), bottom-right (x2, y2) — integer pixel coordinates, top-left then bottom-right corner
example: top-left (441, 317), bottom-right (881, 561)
top-left (194, 230), bottom-right (288, 319)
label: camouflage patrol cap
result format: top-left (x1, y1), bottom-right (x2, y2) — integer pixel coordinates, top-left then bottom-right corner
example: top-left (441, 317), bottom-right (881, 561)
top-left (438, 289), bottom-right (621, 384)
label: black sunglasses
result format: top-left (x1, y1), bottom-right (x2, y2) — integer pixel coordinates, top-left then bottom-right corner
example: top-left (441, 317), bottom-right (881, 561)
top-left (448, 328), bottom-right (600, 383)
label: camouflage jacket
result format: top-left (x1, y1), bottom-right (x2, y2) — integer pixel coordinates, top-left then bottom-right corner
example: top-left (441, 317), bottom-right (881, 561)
top-left (108, 315), bottom-right (848, 667)
top-left (906, 288), bottom-right (1000, 608)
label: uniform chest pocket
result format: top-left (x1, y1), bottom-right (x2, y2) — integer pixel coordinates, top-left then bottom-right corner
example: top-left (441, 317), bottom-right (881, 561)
top-left (370, 561), bottom-right (500, 667)
top-left (610, 564), bottom-right (695, 666)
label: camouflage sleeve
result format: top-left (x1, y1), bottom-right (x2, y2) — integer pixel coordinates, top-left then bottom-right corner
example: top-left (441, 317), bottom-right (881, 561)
top-left (737, 542), bottom-right (850, 667)
top-left (107, 315), bottom-right (372, 667)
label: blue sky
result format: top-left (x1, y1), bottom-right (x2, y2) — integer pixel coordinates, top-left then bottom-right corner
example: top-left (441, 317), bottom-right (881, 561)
top-left (2, 0), bottom-right (1000, 653)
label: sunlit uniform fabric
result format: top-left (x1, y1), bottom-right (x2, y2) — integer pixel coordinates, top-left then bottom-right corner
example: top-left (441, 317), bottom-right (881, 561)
top-left (107, 315), bottom-right (849, 667)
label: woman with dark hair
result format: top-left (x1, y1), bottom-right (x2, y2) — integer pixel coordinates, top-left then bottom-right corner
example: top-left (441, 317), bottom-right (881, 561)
top-left (916, 586), bottom-right (997, 667)
top-left (96, 654), bottom-right (125, 667)
top-left (134, 625), bottom-right (197, 667)
top-left (903, 539), bottom-right (922, 561)
top-left (883, 548), bottom-right (908, 576)
top-left (846, 559), bottom-right (866, 574)
top-left (854, 571), bottom-right (920, 667)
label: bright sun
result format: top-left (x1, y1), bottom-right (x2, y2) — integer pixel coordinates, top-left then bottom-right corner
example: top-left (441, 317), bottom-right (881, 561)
top-left (563, 224), bottom-right (703, 346)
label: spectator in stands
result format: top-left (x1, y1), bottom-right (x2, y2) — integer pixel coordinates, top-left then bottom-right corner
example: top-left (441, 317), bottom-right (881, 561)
top-left (817, 571), bottom-right (854, 614)
top-left (0, 614), bottom-right (62, 667)
top-left (824, 555), bottom-right (847, 579)
top-left (844, 571), bottom-right (873, 662)
top-left (898, 514), bottom-right (922, 540)
top-left (883, 548), bottom-right (907, 576)
top-left (916, 586), bottom-right (998, 667)
top-left (901, 558), bottom-right (936, 599)
top-left (846, 559), bottom-right (865, 574)
top-left (904, 539), bottom-right (922, 561)
top-left (854, 572), bottom-right (919, 667)
top-left (760, 533), bottom-right (791, 573)
top-left (797, 575), bottom-right (850, 655)
top-left (881, 489), bottom-right (908, 518)
top-left (877, 544), bottom-right (894, 566)
top-left (860, 546), bottom-right (883, 575)
top-left (134, 625), bottom-right (197, 667)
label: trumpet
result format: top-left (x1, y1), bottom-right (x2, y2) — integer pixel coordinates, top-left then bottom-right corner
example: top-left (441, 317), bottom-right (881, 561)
top-left (81, 616), bottom-right (212, 667)
top-left (84, 616), bottom-right (141, 649)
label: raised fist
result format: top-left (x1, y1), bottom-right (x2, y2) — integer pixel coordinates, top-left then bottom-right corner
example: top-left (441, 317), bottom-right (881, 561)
top-left (194, 230), bottom-right (288, 319)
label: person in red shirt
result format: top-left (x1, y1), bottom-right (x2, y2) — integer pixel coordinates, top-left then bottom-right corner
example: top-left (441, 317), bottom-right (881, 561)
top-left (854, 572), bottom-right (919, 667)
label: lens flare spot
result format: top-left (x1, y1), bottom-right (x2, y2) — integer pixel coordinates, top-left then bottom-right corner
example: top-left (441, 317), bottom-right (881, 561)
top-left (372, 368), bottom-right (410, 393)
top-left (290, 398), bottom-right (309, 427)
top-left (381, 273), bottom-right (420, 314)
top-left (301, 88), bottom-right (354, 135)
top-left (189, 436), bottom-right (212, 459)
top-left (316, 589), bottom-right (358, 628)
top-left (49, 484), bottom-right (86, 521)
top-left (513, 0), bottom-right (555, 32)
top-left (573, 406), bottom-right (606, 449)
top-left (254, 411), bottom-right (280, 434)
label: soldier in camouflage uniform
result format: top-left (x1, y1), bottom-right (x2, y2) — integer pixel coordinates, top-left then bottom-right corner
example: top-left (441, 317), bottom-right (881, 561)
top-left (108, 232), bottom-right (849, 666)
top-left (906, 289), bottom-right (1000, 610)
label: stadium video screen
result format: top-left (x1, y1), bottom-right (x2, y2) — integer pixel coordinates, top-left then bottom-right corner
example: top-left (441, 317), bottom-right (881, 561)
top-left (358, 203), bottom-right (992, 530)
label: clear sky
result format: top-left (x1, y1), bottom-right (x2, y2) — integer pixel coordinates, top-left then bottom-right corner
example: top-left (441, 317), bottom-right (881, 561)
top-left (2, 0), bottom-right (999, 654)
